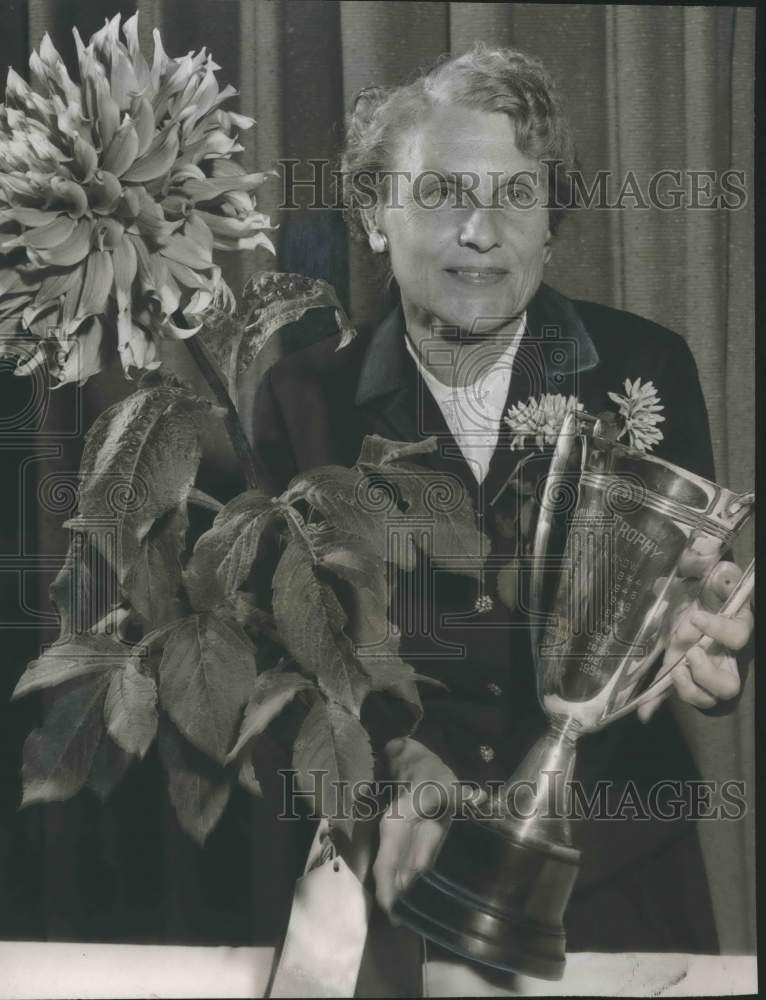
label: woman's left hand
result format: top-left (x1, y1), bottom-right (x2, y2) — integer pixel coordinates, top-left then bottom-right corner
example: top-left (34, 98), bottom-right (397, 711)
top-left (638, 560), bottom-right (753, 722)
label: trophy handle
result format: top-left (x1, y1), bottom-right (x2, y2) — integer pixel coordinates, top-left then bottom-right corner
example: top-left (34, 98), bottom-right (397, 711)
top-left (604, 558), bottom-right (755, 724)
top-left (529, 411), bottom-right (581, 640)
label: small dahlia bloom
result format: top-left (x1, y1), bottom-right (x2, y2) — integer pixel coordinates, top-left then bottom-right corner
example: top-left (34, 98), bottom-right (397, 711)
top-left (0, 13), bottom-right (274, 385)
top-left (607, 378), bottom-right (665, 452)
top-left (504, 394), bottom-right (584, 450)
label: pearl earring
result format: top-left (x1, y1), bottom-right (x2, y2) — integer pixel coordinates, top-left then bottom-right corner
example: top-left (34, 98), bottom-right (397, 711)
top-left (369, 230), bottom-right (388, 253)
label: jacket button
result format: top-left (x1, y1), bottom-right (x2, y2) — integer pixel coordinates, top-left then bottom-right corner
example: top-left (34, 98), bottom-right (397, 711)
top-left (486, 682), bottom-right (503, 697)
top-left (479, 744), bottom-right (496, 763)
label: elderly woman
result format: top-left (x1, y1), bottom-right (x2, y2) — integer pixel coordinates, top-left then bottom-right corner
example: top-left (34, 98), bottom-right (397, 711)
top-left (251, 44), bottom-right (752, 978)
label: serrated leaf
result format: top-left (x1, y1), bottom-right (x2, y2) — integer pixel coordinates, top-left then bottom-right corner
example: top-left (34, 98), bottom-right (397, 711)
top-left (217, 506), bottom-right (276, 595)
top-left (314, 530), bottom-right (423, 727)
top-left (158, 718), bottom-right (232, 845)
top-left (226, 670), bottom-right (314, 762)
top-left (21, 671), bottom-right (113, 806)
top-left (357, 434), bottom-right (438, 467)
top-left (355, 435), bottom-right (490, 577)
top-left (272, 531), bottom-right (370, 715)
top-left (183, 488), bottom-right (274, 611)
top-left (104, 659), bottom-right (158, 758)
top-left (239, 272), bottom-right (356, 372)
top-left (158, 612), bottom-right (256, 763)
top-left (72, 384), bottom-right (214, 585)
top-left (49, 537), bottom-right (93, 641)
top-left (292, 698), bottom-right (374, 840)
top-left (200, 272), bottom-right (356, 398)
top-left (87, 732), bottom-right (133, 801)
top-left (123, 505), bottom-right (189, 628)
top-left (284, 467), bottom-right (413, 572)
top-left (13, 633), bottom-right (131, 700)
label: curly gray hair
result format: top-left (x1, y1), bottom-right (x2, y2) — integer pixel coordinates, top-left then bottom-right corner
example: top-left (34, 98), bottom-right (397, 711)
top-left (341, 43), bottom-right (577, 244)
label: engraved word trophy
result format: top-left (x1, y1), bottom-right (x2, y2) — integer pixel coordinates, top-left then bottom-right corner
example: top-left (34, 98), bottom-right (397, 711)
top-left (392, 410), bottom-right (755, 980)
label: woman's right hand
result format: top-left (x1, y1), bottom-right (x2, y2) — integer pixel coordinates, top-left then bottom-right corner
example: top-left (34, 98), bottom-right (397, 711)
top-left (372, 737), bottom-right (485, 918)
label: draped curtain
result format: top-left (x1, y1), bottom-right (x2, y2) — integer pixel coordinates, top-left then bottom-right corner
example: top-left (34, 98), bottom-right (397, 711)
top-left (0, 0), bottom-right (754, 954)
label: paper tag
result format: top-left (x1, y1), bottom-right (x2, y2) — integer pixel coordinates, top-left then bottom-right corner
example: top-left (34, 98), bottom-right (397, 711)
top-left (269, 851), bottom-right (372, 998)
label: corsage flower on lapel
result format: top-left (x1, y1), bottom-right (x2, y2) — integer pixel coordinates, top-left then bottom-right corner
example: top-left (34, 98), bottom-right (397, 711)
top-left (504, 378), bottom-right (665, 454)
top-left (504, 393), bottom-right (584, 450)
top-left (607, 378), bottom-right (665, 452)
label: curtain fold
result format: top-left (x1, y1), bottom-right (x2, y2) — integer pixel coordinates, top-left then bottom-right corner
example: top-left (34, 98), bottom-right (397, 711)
top-left (1, 0), bottom-right (754, 954)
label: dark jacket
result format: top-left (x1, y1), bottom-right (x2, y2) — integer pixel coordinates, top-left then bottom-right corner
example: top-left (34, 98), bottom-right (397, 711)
top-left (250, 283), bottom-right (719, 955)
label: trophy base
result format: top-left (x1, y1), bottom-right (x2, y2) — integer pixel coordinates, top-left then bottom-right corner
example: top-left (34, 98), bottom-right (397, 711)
top-left (392, 813), bottom-right (581, 981)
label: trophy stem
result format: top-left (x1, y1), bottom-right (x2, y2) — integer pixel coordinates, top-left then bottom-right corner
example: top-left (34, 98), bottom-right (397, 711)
top-left (392, 717), bottom-right (582, 980)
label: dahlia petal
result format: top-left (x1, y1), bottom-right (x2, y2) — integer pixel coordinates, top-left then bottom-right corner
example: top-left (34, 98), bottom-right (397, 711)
top-left (179, 173), bottom-right (270, 203)
top-left (87, 169), bottom-right (123, 214)
top-left (15, 215), bottom-right (76, 251)
top-left (93, 70), bottom-right (121, 148)
top-left (122, 124), bottom-right (180, 183)
top-left (13, 346), bottom-right (47, 377)
top-left (56, 316), bottom-right (110, 385)
top-left (122, 13), bottom-right (151, 93)
top-left (130, 95), bottom-right (155, 156)
top-left (48, 176), bottom-right (89, 217)
top-left (32, 217), bottom-right (93, 266)
top-left (34, 262), bottom-right (85, 304)
top-left (102, 115), bottom-right (140, 176)
top-left (76, 249), bottom-right (114, 320)
top-left (160, 233), bottom-right (213, 269)
top-left (161, 317), bottom-right (203, 340)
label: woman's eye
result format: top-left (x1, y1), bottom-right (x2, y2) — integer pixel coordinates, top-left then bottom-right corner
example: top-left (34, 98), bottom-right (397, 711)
top-left (503, 181), bottom-right (536, 208)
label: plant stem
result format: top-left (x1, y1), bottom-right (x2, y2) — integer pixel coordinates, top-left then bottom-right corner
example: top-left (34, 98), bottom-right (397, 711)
top-left (183, 331), bottom-right (259, 490)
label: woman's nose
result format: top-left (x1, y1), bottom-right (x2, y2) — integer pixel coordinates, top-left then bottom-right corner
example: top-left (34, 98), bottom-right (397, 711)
top-left (457, 207), bottom-right (501, 252)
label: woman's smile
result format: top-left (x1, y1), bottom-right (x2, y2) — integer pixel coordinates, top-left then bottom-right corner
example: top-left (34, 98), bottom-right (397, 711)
top-left (443, 266), bottom-right (510, 286)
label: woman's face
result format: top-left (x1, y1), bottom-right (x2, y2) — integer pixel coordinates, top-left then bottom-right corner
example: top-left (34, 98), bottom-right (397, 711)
top-left (378, 104), bottom-right (551, 338)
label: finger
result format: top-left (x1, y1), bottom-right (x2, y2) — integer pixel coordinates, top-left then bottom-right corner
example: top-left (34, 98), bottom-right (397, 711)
top-left (685, 645), bottom-right (741, 701)
top-left (373, 806), bottom-right (415, 913)
top-left (669, 612), bottom-right (704, 648)
top-left (677, 536), bottom-right (722, 578)
top-left (691, 608), bottom-right (752, 652)
top-left (396, 820), bottom-right (446, 894)
top-left (637, 687), bottom-right (669, 723)
top-left (700, 562), bottom-right (743, 612)
top-left (670, 662), bottom-right (717, 709)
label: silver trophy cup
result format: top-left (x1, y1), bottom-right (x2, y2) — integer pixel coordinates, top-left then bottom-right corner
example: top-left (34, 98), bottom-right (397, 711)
top-left (393, 411), bottom-right (755, 980)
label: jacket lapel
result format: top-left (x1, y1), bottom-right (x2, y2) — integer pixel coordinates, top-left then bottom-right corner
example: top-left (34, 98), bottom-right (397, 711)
top-left (353, 285), bottom-right (602, 509)
top-left (355, 306), bottom-right (479, 500)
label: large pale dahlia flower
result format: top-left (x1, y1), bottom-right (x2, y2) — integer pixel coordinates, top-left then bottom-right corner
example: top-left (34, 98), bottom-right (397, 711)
top-left (0, 13), bottom-right (274, 385)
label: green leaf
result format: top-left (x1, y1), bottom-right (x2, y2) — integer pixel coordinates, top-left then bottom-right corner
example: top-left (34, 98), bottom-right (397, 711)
top-left (315, 531), bottom-right (422, 726)
top-left (272, 529), bottom-right (370, 715)
top-left (13, 633), bottom-right (131, 700)
top-left (354, 434), bottom-right (491, 578)
top-left (183, 488), bottom-right (274, 611)
top-left (123, 505), bottom-right (189, 628)
top-left (158, 612), bottom-right (256, 764)
top-left (71, 383), bottom-right (215, 586)
top-left (86, 732), bottom-right (133, 801)
top-left (200, 272), bottom-right (356, 398)
top-left (158, 718), bottom-right (232, 846)
top-left (49, 537), bottom-right (93, 641)
top-left (357, 434), bottom-right (438, 467)
top-left (226, 670), bottom-right (314, 762)
top-left (284, 466), bottom-right (415, 572)
top-left (292, 698), bottom-right (374, 841)
top-left (104, 659), bottom-right (158, 758)
top-left (21, 671), bottom-right (113, 806)
top-left (218, 507), bottom-right (276, 596)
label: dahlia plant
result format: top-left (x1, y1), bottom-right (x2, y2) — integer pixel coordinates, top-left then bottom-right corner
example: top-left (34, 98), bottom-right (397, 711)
top-left (5, 18), bottom-right (485, 846)
top-left (0, 12), bottom-right (272, 385)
